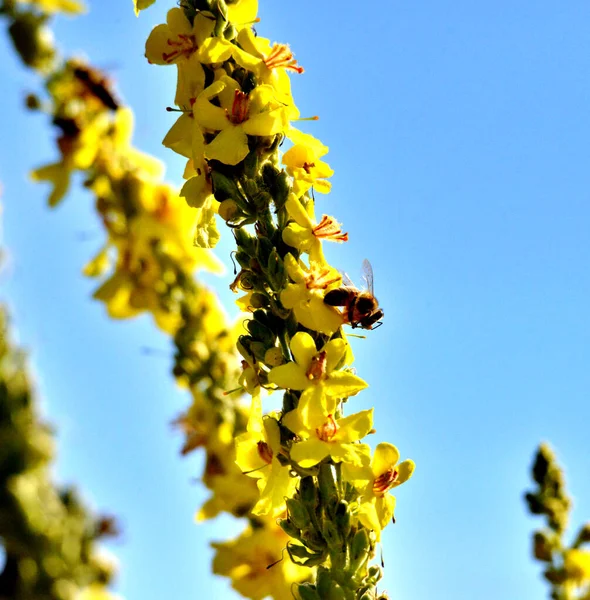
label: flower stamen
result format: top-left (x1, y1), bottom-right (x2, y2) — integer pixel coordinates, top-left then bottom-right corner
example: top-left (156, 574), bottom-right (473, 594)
top-left (312, 215), bottom-right (349, 242)
top-left (306, 350), bottom-right (327, 381)
top-left (373, 468), bottom-right (399, 496)
top-left (316, 414), bottom-right (338, 442)
top-left (227, 90), bottom-right (250, 124)
top-left (264, 44), bottom-right (304, 73)
top-left (162, 34), bottom-right (197, 63)
top-left (257, 440), bottom-right (274, 465)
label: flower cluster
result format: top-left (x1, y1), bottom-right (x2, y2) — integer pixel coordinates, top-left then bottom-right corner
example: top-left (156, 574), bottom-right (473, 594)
top-left (526, 444), bottom-right (590, 600)
top-left (143, 1), bottom-right (414, 597)
top-left (4, 0), bottom-right (273, 592)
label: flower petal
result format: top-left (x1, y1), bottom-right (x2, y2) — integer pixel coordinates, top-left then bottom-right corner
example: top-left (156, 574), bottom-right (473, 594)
top-left (290, 439), bottom-right (329, 468)
top-left (289, 331), bottom-right (317, 370)
top-left (371, 442), bottom-right (400, 478)
top-left (268, 362), bottom-right (309, 391)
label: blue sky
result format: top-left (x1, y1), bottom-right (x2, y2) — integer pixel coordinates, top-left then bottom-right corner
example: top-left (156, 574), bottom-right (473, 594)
top-left (1, 1), bottom-right (590, 599)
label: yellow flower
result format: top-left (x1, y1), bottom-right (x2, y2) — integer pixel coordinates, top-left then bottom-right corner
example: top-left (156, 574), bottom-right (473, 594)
top-left (564, 549), bottom-right (590, 582)
top-left (283, 407), bottom-right (373, 469)
top-left (280, 254), bottom-right (343, 335)
top-left (212, 519), bottom-right (309, 600)
top-left (283, 128), bottom-right (334, 196)
top-left (226, 0), bottom-right (258, 29)
top-left (145, 9), bottom-right (215, 106)
top-left (283, 193), bottom-right (348, 263)
top-left (199, 27), bottom-right (302, 114)
top-left (235, 395), bottom-right (297, 517)
top-left (133, 0), bottom-right (155, 16)
top-left (348, 443), bottom-right (415, 540)
top-left (194, 76), bottom-right (290, 166)
top-left (268, 331), bottom-right (365, 422)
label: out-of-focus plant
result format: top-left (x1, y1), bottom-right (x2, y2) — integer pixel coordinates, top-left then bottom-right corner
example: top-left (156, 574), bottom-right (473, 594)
top-left (140, 1), bottom-right (415, 598)
top-left (526, 444), bottom-right (590, 600)
top-left (0, 298), bottom-right (121, 600)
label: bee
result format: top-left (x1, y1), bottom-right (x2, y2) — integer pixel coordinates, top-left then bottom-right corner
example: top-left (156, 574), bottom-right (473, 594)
top-left (324, 259), bottom-right (384, 330)
top-left (72, 63), bottom-right (120, 111)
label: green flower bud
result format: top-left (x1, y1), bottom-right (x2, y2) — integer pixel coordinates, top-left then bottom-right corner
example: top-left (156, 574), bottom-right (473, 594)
top-left (300, 476), bottom-right (318, 509)
top-left (278, 518), bottom-right (301, 539)
top-left (264, 347), bottom-right (284, 367)
top-left (296, 583), bottom-right (321, 600)
top-left (267, 249), bottom-right (287, 291)
top-left (218, 199), bottom-right (240, 223)
top-left (9, 14), bottom-right (55, 73)
top-left (318, 464), bottom-right (339, 508)
top-left (334, 500), bottom-right (351, 539)
top-left (349, 529), bottom-right (371, 574)
top-left (286, 497), bottom-right (309, 530)
top-left (321, 520), bottom-right (343, 551)
top-left (250, 293), bottom-right (269, 309)
top-left (274, 170), bottom-right (291, 211)
top-left (533, 531), bottom-right (553, 562)
top-left (246, 319), bottom-right (275, 347)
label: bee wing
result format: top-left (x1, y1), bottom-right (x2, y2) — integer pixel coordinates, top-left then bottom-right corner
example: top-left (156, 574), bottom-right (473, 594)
top-left (361, 259), bottom-right (375, 294)
top-left (341, 271), bottom-right (355, 287)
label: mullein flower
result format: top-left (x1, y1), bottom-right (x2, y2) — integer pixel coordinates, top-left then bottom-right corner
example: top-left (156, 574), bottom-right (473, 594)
top-left (283, 128), bottom-right (334, 196)
top-left (283, 407), bottom-right (374, 469)
top-left (212, 519), bottom-right (310, 600)
top-left (235, 395), bottom-right (297, 517)
top-left (563, 549), bottom-right (590, 583)
top-left (193, 76), bottom-right (290, 166)
top-left (268, 331), bottom-right (366, 421)
top-left (346, 443), bottom-right (415, 540)
top-left (145, 9), bottom-right (215, 106)
top-left (280, 254), bottom-right (344, 335)
top-left (283, 193), bottom-right (348, 263)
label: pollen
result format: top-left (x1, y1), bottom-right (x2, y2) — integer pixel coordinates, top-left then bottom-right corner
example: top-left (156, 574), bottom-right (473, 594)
top-left (316, 414), bottom-right (338, 442)
top-left (312, 215), bottom-right (349, 242)
top-left (257, 440), bottom-right (274, 465)
top-left (227, 90), bottom-right (250, 124)
top-left (264, 43), bottom-right (304, 74)
top-left (162, 34), bottom-right (197, 64)
top-left (373, 468), bottom-right (399, 496)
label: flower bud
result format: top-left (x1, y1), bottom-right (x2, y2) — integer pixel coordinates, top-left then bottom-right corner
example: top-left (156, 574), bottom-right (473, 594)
top-left (279, 518), bottom-right (301, 539)
top-left (264, 347), bottom-right (284, 367)
top-left (300, 476), bottom-right (318, 510)
top-left (250, 293), bottom-right (269, 309)
top-left (218, 199), bottom-right (240, 222)
top-left (321, 520), bottom-right (343, 551)
top-left (334, 500), bottom-right (351, 539)
top-left (296, 583), bottom-right (321, 600)
top-left (533, 531), bottom-right (553, 562)
top-left (286, 498), bottom-right (309, 530)
top-left (267, 249), bottom-right (287, 291)
top-left (318, 464), bottom-right (339, 508)
top-left (349, 529), bottom-right (371, 574)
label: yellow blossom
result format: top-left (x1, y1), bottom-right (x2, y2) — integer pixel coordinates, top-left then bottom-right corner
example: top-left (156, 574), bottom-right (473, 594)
top-left (75, 584), bottom-right (122, 600)
top-left (212, 520), bottom-right (309, 600)
top-left (283, 128), bottom-right (334, 196)
top-left (346, 443), bottom-right (415, 540)
top-left (145, 9), bottom-right (215, 106)
top-left (235, 395), bottom-right (297, 517)
top-left (283, 193), bottom-right (348, 263)
top-left (280, 253), bottom-right (343, 335)
top-left (226, 0), bottom-right (258, 29)
top-left (268, 331), bottom-right (365, 422)
top-left (564, 549), bottom-right (590, 583)
top-left (194, 76), bottom-right (290, 166)
top-left (283, 407), bottom-right (373, 469)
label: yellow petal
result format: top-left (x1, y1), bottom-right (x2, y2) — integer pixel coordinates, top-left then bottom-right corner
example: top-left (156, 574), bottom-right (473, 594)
top-left (268, 362), bottom-right (309, 391)
top-left (290, 438), bottom-right (329, 468)
top-left (289, 331), bottom-right (316, 370)
top-left (335, 409), bottom-right (374, 443)
top-left (204, 127), bottom-right (249, 166)
top-left (371, 442), bottom-right (400, 478)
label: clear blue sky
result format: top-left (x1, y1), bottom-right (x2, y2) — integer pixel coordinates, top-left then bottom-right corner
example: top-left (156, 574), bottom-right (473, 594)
top-left (1, 1), bottom-right (590, 599)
